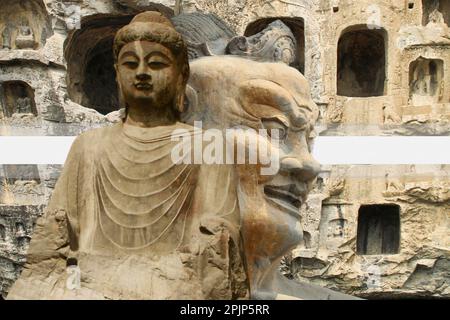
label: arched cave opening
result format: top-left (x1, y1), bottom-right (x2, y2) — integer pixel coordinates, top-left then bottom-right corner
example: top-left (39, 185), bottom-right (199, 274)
top-left (0, 0), bottom-right (52, 50)
top-left (337, 26), bottom-right (387, 97)
top-left (65, 8), bottom-right (174, 115)
top-left (409, 57), bottom-right (444, 105)
top-left (65, 15), bottom-right (135, 115)
top-left (0, 81), bottom-right (38, 117)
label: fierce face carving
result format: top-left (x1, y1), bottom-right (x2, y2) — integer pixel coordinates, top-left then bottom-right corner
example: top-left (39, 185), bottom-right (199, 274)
top-left (183, 56), bottom-right (320, 297)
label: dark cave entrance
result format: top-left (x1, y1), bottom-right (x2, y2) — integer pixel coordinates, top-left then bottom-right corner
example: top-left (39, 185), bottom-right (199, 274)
top-left (337, 26), bottom-right (387, 97)
top-left (357, 204), bottom-right (400, 255)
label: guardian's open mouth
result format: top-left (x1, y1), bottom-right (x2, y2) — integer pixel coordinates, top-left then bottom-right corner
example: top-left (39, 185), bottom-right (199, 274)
top-left (264, 185), bottom-right (303, 210)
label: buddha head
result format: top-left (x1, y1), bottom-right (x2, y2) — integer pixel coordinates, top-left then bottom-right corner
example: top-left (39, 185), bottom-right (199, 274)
top-left (183, 56), bottom-right (320, 296)
top-left (113, 11), bottom-right (189, 120)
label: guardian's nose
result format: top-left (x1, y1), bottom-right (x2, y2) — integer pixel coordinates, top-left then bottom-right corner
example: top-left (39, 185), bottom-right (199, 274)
top-left (280, 155), bottom-right (321, 182)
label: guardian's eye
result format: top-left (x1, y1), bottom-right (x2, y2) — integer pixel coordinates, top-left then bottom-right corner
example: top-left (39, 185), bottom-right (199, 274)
top-left (261, 118), bottom-right (289, 141)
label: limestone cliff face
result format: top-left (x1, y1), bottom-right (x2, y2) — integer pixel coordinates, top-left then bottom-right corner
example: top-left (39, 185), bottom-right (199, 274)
top-left (285, 165), bottom-right (450, 299)
top-left (1, 0), bottom-right (449, 298)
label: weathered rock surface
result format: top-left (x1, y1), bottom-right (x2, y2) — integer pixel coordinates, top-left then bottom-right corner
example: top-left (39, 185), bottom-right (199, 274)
top-left (286, 165), bottom-right (450, 298)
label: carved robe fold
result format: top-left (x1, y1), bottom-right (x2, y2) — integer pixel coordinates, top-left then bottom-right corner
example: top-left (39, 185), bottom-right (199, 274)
top-left (7, 122), bottom-right (248, 300)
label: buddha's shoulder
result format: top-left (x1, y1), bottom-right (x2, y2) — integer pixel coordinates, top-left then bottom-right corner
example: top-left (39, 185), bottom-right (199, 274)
top-left (71, 124), bottom-right (119, 150)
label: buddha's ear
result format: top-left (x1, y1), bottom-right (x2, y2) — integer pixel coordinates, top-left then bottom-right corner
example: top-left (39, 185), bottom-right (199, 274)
top-left (174, 75), bottom-right (187, 113)
top-left (115, 65), bottom-right (126, 110)
top-left (179, 84), bottom-right (198, 123)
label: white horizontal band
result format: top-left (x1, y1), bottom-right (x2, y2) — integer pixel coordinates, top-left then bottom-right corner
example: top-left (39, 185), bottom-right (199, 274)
top-left (0, 136), bottom-right (449, 165)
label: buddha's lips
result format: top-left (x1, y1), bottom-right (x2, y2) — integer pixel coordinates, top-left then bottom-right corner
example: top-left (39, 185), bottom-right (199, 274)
top-left (263, 184), bottom-right (304, 211)
top-left (135, 82), bottom-right (153, 90)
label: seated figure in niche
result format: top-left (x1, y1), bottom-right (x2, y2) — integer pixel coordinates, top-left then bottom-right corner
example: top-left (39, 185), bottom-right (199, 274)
top-left (15, 20), bottom-right (36, 50)
top-left (16, 97), bottom-right (33, 114)
top-left (427, 0), bottom-right (446, 27)
top-left (1, 25), bottom-right (12, 50)
top-left (7, 11), bottom-right (247, 300)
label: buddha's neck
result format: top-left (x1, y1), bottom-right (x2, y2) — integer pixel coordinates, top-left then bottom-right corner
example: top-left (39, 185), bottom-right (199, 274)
top-left (125, 104), bottom-right (178, 128)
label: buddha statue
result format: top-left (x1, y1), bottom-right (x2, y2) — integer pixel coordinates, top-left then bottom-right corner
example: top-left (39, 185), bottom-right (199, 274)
top-left (7, 11), bottom-right (247, 300)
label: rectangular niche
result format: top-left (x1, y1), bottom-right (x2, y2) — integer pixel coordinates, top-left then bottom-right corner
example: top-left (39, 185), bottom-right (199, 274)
top-left (2, 165), bottom-right (41, 184)
top-left (357, 204), bottom-right (400, 255)
top-left (337, 26), bottom-right (387, 97)
top-left (409, 57), bottom-right (444, 106)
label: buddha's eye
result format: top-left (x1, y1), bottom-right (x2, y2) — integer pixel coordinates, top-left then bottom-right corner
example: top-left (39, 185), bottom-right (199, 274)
top-left (148, 60), bottom-right (170, 69)
top-left (122, 61), bottom-right (138, 69)
top-left (261, 118), bottom-right (289, 141)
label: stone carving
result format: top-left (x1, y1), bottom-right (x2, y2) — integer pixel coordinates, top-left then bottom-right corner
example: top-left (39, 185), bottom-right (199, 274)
top-left (15, 21), bottom-right (36, 49)
top-left (426, 0), bottom-right (446, 27)
top-left (0, 0), bottom-right (53, 51)
top-left (327, 176), bottom-right (346, 197)
top-left (328, 218), bottom-right (347, 239)
top-left (409, 57), bottom-right (444, 106)
top-left (172, 12), bottom-right (236, 60)
top-left (383, 170), bottom-right (404, 197)
top-left (382, 102), bottom-right (401, 125)
top-left (1, 25), bottom-right (12, 50)
top-left (326, 96), bottom-right (344, 124)
top-left (405, 183), bottom-right (450, 203)
top-left (184, 56), bottom-right (354, 300)
top-left (7, 12), bottom-right (247, 300)
top-left (226, 20), bottom-right (296, 65)
top-left (7, 13), bottom-right (354, 299)
top-left (0, 82), bottom-right (36, 117)
top-left (63, 3), bottom-right (81, 30)
top-left (16, 97), bottom-right (33, 114)
top-left (0, 0), bottom-right (449, 300)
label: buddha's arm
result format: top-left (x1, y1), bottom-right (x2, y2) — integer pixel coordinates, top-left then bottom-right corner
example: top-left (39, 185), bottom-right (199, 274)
top-left (24, 136), bottom-right (84, 267)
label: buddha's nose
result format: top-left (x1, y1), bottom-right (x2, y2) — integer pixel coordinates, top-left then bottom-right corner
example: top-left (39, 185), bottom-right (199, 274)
top-left (136, 72), bottom-right (151, 81)
top-left (136, 64), bottom-right (151, 80)
top-left (280, 155), bottom-right (321, 182)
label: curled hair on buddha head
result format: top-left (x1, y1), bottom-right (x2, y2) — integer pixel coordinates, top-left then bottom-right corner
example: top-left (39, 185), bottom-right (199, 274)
top-left (114, 11), bottom-right (190, 117)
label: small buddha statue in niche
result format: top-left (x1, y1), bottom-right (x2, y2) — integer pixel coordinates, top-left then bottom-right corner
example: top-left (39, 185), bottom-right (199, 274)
top-left (7, 11), bottom-right (247, 300)
top-left (16, 97), bottom-right (33, 114)
top-left (15, 20), bottom-right (36, 50)
top-left (1, 25), bottom-right (12, 50)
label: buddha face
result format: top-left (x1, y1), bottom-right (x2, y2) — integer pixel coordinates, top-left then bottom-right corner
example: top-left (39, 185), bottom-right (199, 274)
top-left (184, 56), bottom-right (320, 261)
top-left (115, 41), bottom-right (180, 109)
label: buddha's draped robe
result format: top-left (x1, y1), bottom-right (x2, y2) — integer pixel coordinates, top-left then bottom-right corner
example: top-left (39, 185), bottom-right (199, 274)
top-left (7, 122), bottom-right (248, 299)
